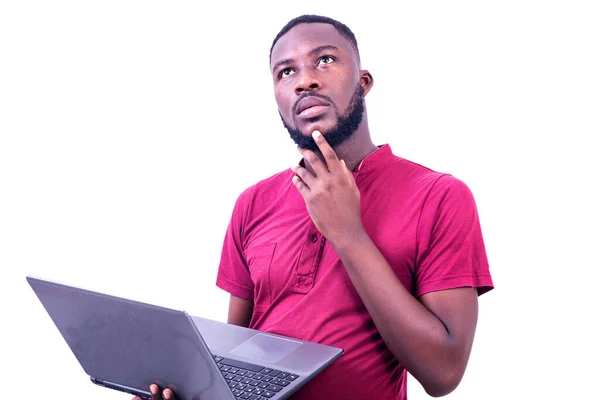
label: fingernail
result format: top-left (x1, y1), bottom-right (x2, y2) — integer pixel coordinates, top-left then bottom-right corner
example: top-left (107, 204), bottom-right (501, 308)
top-left (312, 130), bottom-right (321, 140)
top-left (163, 390), bottom-right (171, 399)
top-left (150, 384), bottom-right (158, 395)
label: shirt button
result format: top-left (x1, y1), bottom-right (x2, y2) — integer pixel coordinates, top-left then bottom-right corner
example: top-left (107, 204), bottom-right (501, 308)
top-left (310, 234), bottom-right (318, 243)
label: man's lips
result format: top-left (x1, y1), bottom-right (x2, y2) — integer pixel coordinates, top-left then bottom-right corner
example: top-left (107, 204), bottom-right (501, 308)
top-left (295, 96), bottom-right (331, 115)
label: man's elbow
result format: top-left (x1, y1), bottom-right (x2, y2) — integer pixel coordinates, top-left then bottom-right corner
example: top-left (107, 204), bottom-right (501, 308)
top-left (422, 368), bottom-right (464, 398)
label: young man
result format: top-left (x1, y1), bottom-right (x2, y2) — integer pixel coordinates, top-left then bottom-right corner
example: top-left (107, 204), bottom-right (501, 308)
top-left (138, 14), bottom-right (493, 400)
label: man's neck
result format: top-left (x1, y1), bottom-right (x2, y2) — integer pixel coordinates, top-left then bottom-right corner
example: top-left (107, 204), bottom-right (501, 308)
top-left (303, 130), bottom-right (378, 175)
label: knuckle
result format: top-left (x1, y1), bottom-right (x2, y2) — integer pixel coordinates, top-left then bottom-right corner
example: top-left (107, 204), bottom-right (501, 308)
top-left (314, 188), bottom-right (327, 199)
top-left (297, 169), bottom-right (309, 180)
top-left (324, 149), bottom-right (336, 159)
top-left (307, 153), bottom-right (320, 164)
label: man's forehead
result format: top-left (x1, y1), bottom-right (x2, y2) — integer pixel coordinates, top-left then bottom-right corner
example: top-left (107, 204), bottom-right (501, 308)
top-left (271, 23), bottom-right (353, 65)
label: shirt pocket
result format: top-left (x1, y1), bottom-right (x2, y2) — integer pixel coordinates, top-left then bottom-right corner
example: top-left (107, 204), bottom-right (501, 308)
top-left (244, 243), bottom-right (277, 312)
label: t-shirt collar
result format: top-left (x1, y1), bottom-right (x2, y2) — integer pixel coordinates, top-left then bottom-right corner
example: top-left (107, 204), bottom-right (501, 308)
top-left (296, 144), bottom-right (395, 177)
top-left (353, 144), bottom-right (394, 178)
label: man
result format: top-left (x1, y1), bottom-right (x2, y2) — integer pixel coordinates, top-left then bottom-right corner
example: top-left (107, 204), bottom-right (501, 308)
top-left (137, 14), bottom-right (493, 400)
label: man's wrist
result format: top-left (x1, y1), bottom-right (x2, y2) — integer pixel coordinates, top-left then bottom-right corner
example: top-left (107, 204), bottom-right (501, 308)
top-left (328, 226), bottom-right (370, 255)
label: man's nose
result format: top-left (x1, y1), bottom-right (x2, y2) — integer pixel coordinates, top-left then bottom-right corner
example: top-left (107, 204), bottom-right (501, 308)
top-left (295, 69), bottom-right (321, 94)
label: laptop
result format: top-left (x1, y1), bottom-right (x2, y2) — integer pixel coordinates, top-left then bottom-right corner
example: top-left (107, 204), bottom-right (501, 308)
top-left (26, 276), bottom-right (343, 400)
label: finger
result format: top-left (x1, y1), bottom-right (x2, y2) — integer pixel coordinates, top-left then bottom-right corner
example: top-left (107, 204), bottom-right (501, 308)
top-left (298, 147), bottom-right (329, 177)
top-left (291, 165), bottom-right (316, 189)
top-left (312, 131), bottom-right (341, 173)
top-left (340, 159), bottom-right (358, 191)
top-left (292, 175), bottom-right (310, 196)
top-left (163, 388), bottom-right (175, 400)
top-left (150, 384), bottom-right (161, 400)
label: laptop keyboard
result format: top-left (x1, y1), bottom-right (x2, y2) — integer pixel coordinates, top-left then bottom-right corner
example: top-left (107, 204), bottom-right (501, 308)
top-left (213, 354), bottom-right (299, 399)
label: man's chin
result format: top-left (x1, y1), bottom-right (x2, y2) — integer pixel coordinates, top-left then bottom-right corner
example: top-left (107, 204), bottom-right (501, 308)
top-left (297, 123), bottom-right (335, 138)
top-left (285, 119), bottom-right (341, 151)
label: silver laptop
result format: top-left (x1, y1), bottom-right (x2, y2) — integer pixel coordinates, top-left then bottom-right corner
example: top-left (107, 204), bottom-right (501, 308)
top-left (27, 276), bottom-right (343, 400)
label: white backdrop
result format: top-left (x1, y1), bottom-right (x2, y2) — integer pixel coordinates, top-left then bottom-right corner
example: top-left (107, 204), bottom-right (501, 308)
top-left (1, 1), bottom-right (599, 399)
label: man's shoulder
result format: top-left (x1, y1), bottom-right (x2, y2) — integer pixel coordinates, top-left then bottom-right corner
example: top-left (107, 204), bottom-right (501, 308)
top-left (380, 148), bottom-right (472, 198)
top-left (234, 168), bottom-right (294, 207)
top-left (395, 158), bottom-right (476, 205)
top-left (382, 149), bottom-right (450, 186)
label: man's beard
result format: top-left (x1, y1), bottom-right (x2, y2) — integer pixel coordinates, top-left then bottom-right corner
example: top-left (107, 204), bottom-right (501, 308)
top-left (280, 84), bottom-right (365, 152)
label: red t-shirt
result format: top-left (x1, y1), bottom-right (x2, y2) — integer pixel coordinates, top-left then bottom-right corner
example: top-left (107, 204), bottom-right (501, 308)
top-left (216, 145), bottom-right (494, 400)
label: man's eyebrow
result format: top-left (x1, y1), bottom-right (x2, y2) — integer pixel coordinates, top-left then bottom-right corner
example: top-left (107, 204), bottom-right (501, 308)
top-left (272, 58), bottom-right (294, 74)
top-left (271, 45), bottom-right (340, 74)
top-left (308, 45), bottom-right (339, 57)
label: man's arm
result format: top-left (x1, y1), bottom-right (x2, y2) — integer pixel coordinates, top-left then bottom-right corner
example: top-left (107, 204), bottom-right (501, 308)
top-left (227, 295), bottom-right (253, 327)
top-left (334, 233), bottom-right (478, 397)
top-left (292, 131), bottom-right (481, 397)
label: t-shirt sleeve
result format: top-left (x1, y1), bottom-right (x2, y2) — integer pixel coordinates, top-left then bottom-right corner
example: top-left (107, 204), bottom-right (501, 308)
top-left (215, 186), bottom-right (255, 301)
top-left (415, 174), bottom-right (494, 297)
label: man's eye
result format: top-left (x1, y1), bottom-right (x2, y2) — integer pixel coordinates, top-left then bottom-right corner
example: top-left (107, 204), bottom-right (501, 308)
top-left (318, 55), bottom-right (335, 65)
top-left (280, 68), bottom-right (295, 78)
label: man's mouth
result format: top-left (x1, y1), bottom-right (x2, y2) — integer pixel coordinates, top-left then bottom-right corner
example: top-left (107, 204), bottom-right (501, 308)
top-left (296, 96), bottom-right (331, 116)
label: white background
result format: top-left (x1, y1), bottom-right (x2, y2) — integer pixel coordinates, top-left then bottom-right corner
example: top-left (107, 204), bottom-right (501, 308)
top-left (1, 1), bottom-right (599, 399)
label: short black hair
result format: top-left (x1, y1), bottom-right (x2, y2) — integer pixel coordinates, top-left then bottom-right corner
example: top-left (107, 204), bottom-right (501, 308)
top-left (269, 14), bottom-right (360, 65)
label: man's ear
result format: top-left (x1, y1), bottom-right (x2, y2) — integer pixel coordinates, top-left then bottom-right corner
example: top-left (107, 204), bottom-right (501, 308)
top-left (360, 70), bottom-right (374, 96)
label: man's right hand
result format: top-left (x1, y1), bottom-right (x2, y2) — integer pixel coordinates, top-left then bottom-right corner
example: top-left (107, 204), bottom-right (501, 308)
top-left (132, 383), bottom-right (177, 400)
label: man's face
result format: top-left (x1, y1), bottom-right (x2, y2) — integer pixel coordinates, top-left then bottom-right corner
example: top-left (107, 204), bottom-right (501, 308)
top-left (270, 23), bottom-right (370, 151)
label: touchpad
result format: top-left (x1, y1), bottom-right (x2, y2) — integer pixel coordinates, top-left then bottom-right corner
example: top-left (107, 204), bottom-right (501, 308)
top-left (230, 333), bottom-right (302, 364)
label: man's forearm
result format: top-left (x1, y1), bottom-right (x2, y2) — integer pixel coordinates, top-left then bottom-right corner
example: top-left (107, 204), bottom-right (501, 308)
top-left (330, 230), bottom-right (466, 396)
